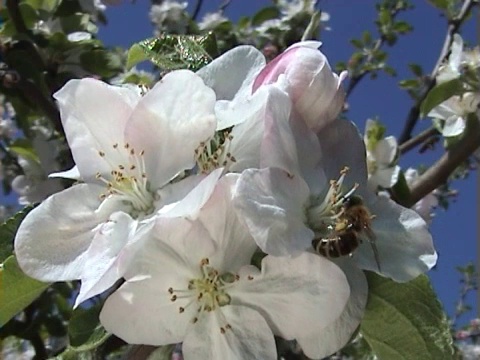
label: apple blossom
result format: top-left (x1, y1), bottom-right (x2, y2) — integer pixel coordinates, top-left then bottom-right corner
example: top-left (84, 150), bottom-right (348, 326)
top-left (149, 1), bottom-right (189, 35)
top-left (14, 70), bottom-right (219, 306)
top-left (234, 118), bottom-right (437, 282)
top-left (364, 118), bottom-right (400, 189)
top-left (428, 92), bottom-right (480, 137)
top-left (100, 176), bottom-right (351, 360)
top-left (404, 168), bottom-right (438, 223)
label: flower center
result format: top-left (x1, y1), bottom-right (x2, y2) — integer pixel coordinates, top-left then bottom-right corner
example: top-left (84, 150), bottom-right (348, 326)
top-left (168, 258), bottom-right (245, 334)
top-left (306, 167), bottom-right (359, 237)
top-left (95, 142), bottom-right (155, 218)
top-left (195, 129), bottom-right (236, 173)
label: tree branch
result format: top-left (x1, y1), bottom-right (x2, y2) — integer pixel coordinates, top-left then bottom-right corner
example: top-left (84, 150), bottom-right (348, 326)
top-left (192, 0), bottom-right (204, 21)
top-left (398, 0), bottom-right (476, 144)
top-left (399, 126), bottom-right (439, 154)
top-left (405, 120), bottom-right (480, 207)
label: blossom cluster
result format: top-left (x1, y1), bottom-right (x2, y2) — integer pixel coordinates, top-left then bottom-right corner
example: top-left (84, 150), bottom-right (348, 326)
top-left (14, 41), bottom-right (437, 359)
top-left (430, 34), bottom-right (480, 138)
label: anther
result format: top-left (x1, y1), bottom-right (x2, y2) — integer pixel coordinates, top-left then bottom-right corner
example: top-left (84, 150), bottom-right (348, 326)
top-left (98, 151), bottom-right (105, 157)
top-left (179, 307), bottom-right (185, 313)
top-left (171, 295), bottom-right (177, 302)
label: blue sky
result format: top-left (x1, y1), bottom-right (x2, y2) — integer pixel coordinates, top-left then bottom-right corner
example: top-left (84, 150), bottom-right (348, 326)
top-left (99, 1), bottom-right (477, 325)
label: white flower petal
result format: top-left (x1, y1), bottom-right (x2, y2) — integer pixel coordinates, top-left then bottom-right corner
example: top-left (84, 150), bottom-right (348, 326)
top-left (101, 219), bottom-right (212, 345)
top-left (370, 165), bottom-right (400, 188)
top-left (49, 165), bottom-right (81, 180)
top-left (14, 184), bottom-right (109, 281)
top-left (234, 167), bottom-right (313, 256)
top-left (124, 70), bottom-right (216, 186)
top-left (373, 136), bottom-right (398, 165)
top-left (230, 253), bottom-right (350, 342)
top-left (197, 46), bottom-right (266, 101)
top-left (159, 168), bottom-right (223, 219)
top-left (53, 78), bottom-right (141, 181)
top-left (354, 195), bottom-right (437, 282)
top-left (298, 257), bottom-right (368, 359)
top-left (183, 306), bottom-right (277, 360)
top-left (317, 119), bottom-right (368, 193)
top-left (199, 174), bottom-right (258, 271)
top-left (443, 115), bottom-right (466, 137)
top-left (74, 212), bottom-right (139, 307)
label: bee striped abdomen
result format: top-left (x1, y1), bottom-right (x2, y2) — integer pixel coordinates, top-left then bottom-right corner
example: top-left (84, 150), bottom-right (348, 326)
top-left (313, 231), bottom-right (361, 258)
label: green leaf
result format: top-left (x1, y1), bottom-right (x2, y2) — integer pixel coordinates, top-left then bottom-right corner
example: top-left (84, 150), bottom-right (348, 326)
top-left (0, 206), bottom-right (34, 264)
top-left (408, 63), bottom-right (423, 77)
top-left (361, 272), bottom-right (454, 360)
top-left (390, 171), bottom-right (413, 205)
top-left (126, 43), bottom-right (149, 70)
top-left (420, 78), bottom-right (466, 117)
top-left (0, 256), bottom-right (50, 326)
top-left (131, 32), bottom-right (218, 72)
top-left (251, 6), bottom-right (280, 26)
top-left (80, 49), bottom-right (122, 78)
top-left (427, 0), bottom-right (450, 10)
top-left (399, 79), bottom-right (419, 89)
top-left (24, 0), bottom-right (60, 12)
top-left (68, 304), bottom-right (109, 350)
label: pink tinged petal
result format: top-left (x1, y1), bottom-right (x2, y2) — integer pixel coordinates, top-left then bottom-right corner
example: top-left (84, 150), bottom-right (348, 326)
top-left (159, 168), bottom-right (223, 219)
top-left (254, 44), bottom-right (345, 131)
top-left (354, 195), bottom-right (437, 282)
top-left (198, 174), bottom-right (258, 272)
top-left (183, 306), bottom-right (277, 360)
top-left (298, 257), bottom-right (368, 359)
top-left (53, 78), bottom-right (141, 181)
top-left (234, 168), bottom-right (313, 256)
top-left (74, 212), bottom-right (139, 307)
top-left (317, 119), bottom-right (369, 195)
top-left (197, 46), bottom-right (266, 101)
top-left (124, 70), bottom-right (216, 187)
top-left (230, 253), bottom-right (350, 342)
top-left (14, 184), bottom-right (107, 282)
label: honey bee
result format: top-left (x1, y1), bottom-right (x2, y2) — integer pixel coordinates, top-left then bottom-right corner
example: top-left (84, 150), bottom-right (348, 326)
top-left (313, 195), bottom-right (381, 271)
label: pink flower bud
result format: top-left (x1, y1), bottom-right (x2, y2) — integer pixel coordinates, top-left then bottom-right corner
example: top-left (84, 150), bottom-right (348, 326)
top-left (253, 41), bottom-right (347, 132)
top-left (456, 330), bottom-right (471, 340)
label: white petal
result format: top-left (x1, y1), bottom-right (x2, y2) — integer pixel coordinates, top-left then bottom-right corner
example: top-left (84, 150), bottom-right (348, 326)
top-left (370, 165), bottom-right (400, 188)
top-left (197, 46), bottom-right (266, 101)
top-left (101, 219), bottom-right (212, 345)
top-left (183, 306), bottom-right (277, 360)
top-left (53, 78), bottom-right (141, 181)
top-left (443, 115), bottom-right (466, 137)
top-left (354, 195), bottom-right (437, 282)
top-left (298, 257), bottom-right (368, 359)
top-left (199, 174), bottom-right (258, 272)
top-left (373, 136), bottom-right (398, 165)
top-left (234, 168), bottom-right (313, 256)
top-left (159, 168), bottom-right (223, 219)
top-left (74, 212), bottom-right (139, 307)
top-left (14, 184), bottom-right (108, 281)
top-left (124, 70), bottom-right (216, 187)
top-left (49, 165), bottom-right (81, 180)
top-left (317, 119), bottom-right (369, 194)
top-left (230, 253), bottom-right (350, 342)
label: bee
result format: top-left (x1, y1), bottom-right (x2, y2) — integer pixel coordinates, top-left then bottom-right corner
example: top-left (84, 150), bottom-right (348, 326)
top-left (313, 195), bottom-right (381, 271)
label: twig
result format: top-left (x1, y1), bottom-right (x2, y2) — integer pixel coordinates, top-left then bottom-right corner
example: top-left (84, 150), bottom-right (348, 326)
top-left (399, 126), bottom-right (439, 154)
top-left (398, 0), bottom-right (476, 144)
top-left (5, 0), bottom-right (29, 34)
top-left (406, 120), bottom-right (480, 207)
top-left (192, 0), bottom-right (204, 21)
top-left (219, 0), bottom-right (232, 13)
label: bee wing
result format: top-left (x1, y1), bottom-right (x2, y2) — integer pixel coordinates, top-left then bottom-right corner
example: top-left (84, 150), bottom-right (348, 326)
top-left (363, 227), bottom-right (381, 272)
